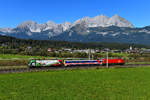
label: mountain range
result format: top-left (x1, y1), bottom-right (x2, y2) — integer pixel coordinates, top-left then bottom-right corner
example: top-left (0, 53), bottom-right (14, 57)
top-left (1, 14), bottom-right (150, 45)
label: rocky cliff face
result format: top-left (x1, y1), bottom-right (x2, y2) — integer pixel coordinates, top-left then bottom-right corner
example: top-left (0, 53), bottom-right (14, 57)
top-left (73, 14), bottom-right (134, 28)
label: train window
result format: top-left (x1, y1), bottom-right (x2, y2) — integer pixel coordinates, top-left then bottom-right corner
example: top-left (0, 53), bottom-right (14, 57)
top-left (66, 61), bottom-right (72, 63)
top-left (66, 61), bottom-right (69, 63)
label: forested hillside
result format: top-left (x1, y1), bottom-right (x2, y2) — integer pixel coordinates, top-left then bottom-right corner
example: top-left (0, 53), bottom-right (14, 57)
top-left (0, 35), bottom-right (149, 49)
top-left (0, 35), bottom-right (149, 56)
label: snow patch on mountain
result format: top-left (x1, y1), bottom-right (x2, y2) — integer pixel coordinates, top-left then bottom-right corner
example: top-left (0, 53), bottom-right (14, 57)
top-left (96, 32), bottom-right (109, 36)
top-left (111, 32), bottom-right (120, 36)
top-left (139, 29), bottom-right (150, 34)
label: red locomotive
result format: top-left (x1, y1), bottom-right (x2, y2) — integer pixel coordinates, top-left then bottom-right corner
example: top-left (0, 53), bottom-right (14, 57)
top-left (102, 59), bottom-right (125, 65)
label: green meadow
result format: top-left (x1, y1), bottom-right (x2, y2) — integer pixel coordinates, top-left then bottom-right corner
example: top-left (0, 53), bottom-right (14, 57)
top-left (0, 67), bottom-right (150, 100)
top-left (0, 54), bottom-right (57, 67)
top-left (0, 54), bottom-right (55, 60)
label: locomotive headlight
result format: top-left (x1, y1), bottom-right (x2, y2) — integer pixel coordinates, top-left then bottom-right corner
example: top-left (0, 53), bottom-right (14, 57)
top-left (118, 60), bottom-right (121, 63)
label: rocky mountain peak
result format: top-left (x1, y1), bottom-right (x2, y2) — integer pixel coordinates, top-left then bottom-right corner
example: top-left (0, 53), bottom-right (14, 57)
top-left (73, 14), bottom-right (134, 28)
top-left (112, 14), bottom-right (120, 18)
top-left (43, 21), bottom-right (58, 30)
top-left (46, 21), bottom-right (57, 26)
top-left (17, 21), bottom-right (37, 28)
top-left (17, 20), bottom-right (43, 32)
top-left (106, 14), bottom-right (134, 28)
top-left (61, 22), bottom-right (72, 31)
top-left (0, 27), bottom-right (12, 33)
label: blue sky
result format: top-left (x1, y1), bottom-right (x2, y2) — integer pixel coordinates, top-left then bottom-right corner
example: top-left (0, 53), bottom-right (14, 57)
top-left (0, 0), bottom-right (150, 28)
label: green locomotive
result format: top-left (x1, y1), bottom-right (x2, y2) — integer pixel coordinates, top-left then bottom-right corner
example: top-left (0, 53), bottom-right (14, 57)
top-left (28, 59), bottom-right (62, 67)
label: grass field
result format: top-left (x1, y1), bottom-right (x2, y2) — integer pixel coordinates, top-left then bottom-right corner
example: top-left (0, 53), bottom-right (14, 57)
top-left (0, 54), bottom-right (54, 60)
top-left (0, 54), bottom-right (57, 67)
top-left (127, 62), bottom-right (150, 64)
top-left (0, 66), bottom-right (27, 70)
top-left (0, 67), bottom-right (150, 100)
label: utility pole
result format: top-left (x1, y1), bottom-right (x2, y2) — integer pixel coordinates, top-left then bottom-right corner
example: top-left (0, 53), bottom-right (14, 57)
top-left (89, 49), bottom-right (91, 60)
top-left (106, 49), bottom-right (109, 68)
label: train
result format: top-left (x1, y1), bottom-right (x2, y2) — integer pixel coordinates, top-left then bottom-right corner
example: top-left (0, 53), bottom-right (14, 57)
top-left (28, 58), bottom-right (125, 68)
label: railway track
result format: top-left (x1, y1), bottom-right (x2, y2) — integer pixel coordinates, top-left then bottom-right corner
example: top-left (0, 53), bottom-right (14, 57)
top-left (0, 64), bottom-right (150, 74)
